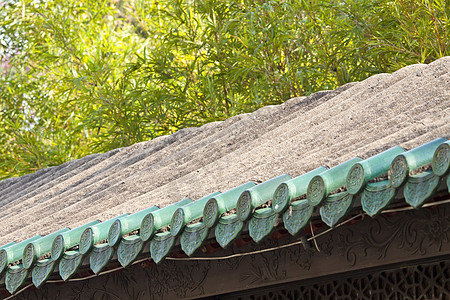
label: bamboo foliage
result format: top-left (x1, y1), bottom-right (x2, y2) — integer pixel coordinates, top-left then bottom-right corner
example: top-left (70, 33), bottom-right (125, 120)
top-left (0, 0), bottom-right (448, 179)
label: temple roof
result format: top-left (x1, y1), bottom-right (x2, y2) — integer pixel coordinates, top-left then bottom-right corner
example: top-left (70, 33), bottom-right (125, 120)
top-left (0, 57), bottom-right (449, 295)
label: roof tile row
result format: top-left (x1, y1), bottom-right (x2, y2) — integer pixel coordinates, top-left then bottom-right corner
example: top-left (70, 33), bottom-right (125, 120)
top-left (1, 137), bottom-right (449, 295)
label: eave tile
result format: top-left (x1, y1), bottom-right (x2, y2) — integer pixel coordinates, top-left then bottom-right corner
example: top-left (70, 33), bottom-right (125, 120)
top-left (140, 198), bottom-right (193, 242)
top-left (307, 157), bottom-right (362, 206)
top-left (170, 192), bottom-right (221, 237)
top-left (117, 235), bottom-right (144, 268)
top-left (79, 213), bottom-right (128, 255)
top-left (203, 182), bottom-right (255, 229)
top-left (215, 214), bottom-right (244, 248)
top-left (404, 171), bottom-right (440, 208)
top-left (59, 250), bottom-right (84, 281)
top-left (389, 137), bottom-right (447, 188)
top-left (248, 207), bottom-right (278, 243)
top-left (51, 220), bottom-right (100, 262)
top-left (282, 199), bottom-right (313, 236)
top-left (180, 222), bottom-right (209, 256)
top-left (23, 228), bottom-right (69, 270)
top-left (89, 243), bottom-right (114, 274)
top-left (319, 192), bottom-right (354, 227)
top-left (361, 180), bottom-right (396, 217)
top-left (272, 167), bottom-right (327, 214)
top-left (346, 146), bottom-right (405, 195)
top-left (5, 265), bottom-right (28, 295)
top-left (32, 258), bottom-right (56, 288)
top-left (108, 206), bottom-right (159, 247)
top-left (0, 235), bottom-right (41, 276)
top-left (150, 232), bottom-right (175, 264)
top-left (236, 174), bottom-right (291, 222)
top-left (432, 141), bottom-right (450, 176)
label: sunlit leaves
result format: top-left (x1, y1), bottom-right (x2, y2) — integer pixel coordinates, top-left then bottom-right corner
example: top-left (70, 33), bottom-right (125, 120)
top-left (0, 0), bottom-right (449, 179)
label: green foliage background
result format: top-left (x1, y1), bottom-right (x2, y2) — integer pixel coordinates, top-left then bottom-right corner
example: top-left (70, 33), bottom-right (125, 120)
top-left (0, 0), bottom-right (449, 179)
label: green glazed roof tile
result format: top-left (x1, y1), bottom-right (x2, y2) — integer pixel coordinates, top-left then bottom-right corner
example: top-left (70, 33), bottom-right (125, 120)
top-left (361, 180), bottom-right (396, 217)
top-left (170, 191), bottom-right (221, 237)
top-left (273, 167), bottom-right (327, 214)
top-left (248, 208), bottom-right (278, 243)
top-left (236, 174), bottom-right (292, 222)
top-left (432, 141), bottom-right (450, 176)
top-left (447, 174), bottom-right (450, 193)
top-left (150, 232), bottom-right (175, 264)
top-left (346, 146), bottom-right (405, 195)
top-left (0, 235), bottom-right (42, 276)
top-left (51, 220), bottom-right (100, 262)
top-left (117, 235), bottom-right (144, 268)
top-left (140, 198), bottom-right (193, 242)
top-left (307, 157), bottom-right (362, 206)
top-left (404, 171), bottom-right (441, 208)
top-left (203, 182), bottom-right (256, 229)
top-left (79, 213), bottom-right (129, 255)
top-left (319, 192), bottom-right (353, 227)
top-left (59, 250), bottom-right (84, 281)
top-left (180, 222), bottom-right (209, 256)
top-left (389, 137), bottom-right (447, 188)
top-left (5, 265), bottom-right (28, 295)
top-left (282, 199), bottom-right (313, 236)
top-left (0, 242), bottom-right (15, 250)
top-left (23, 228), bottom-right (70, 269)
top-left (32, 258), bottom-right (56, 288)
top-left (89, 243), bottom-right (114, 274)
top-left (215, 214), bottom-right (244, 248)
top-left (108, 206), bottom-right (159, 247)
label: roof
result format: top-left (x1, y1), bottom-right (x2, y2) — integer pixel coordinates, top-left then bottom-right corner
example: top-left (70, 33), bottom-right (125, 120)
top-left (0, 57), bottom-right (449, 295)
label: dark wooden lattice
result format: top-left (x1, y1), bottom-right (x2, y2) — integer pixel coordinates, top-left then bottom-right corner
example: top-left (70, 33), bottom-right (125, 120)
top-left (219, 260), bottom-right (450, 300)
